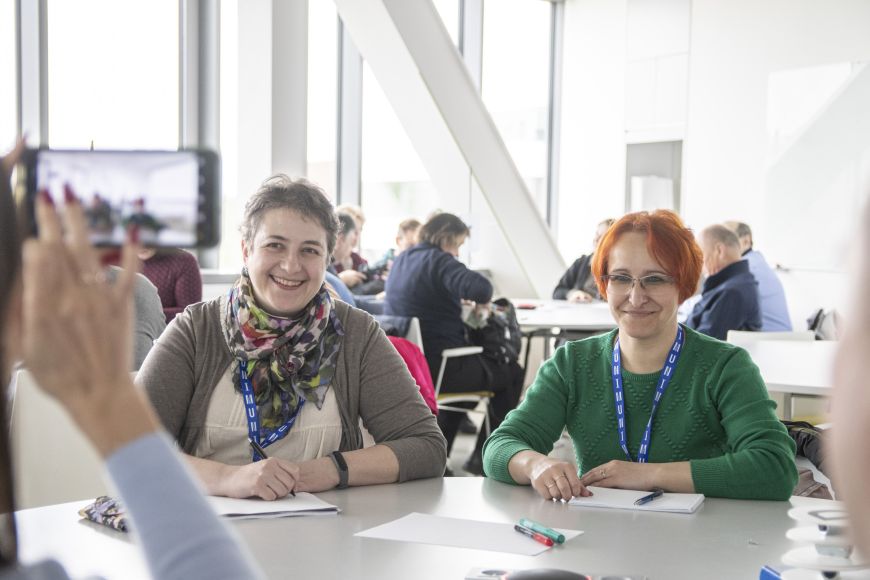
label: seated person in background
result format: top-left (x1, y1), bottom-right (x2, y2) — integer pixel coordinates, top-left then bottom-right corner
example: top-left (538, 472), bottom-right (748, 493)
top-left (332, 212), bottom-right (367, 288)
top-left (99, 248), bottom-right (166, 370)
top-left (335, 203), bottom-right (368, 265)
top-left (831, 200), bottom-right (870, 556)
top-left (0, 151), bottom-right (261, 579)
top-left (139, 248), bottom-right (203, 323)
top-left (324, 270), bottom-right (356, 306)
top-left (366, 218), bottom-right (422, 280)
top-left (385, 213), bottom-right (523, 476)
top-left (685, 224), bottom-right (761, 340)
top-left (724, 221), bottom-right (792, 331)
top-left (137, 176), bottom-right (446, 500)
top-left (553, 218), bottom-right (615, 302)
top-left (483, 210), bottom-right (796, 501)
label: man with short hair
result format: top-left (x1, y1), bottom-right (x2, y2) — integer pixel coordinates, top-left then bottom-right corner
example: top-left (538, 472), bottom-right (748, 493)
top-left (724, 221), bottom-right (793, 331)
top-left (686, 225), bottom-right (761, 340)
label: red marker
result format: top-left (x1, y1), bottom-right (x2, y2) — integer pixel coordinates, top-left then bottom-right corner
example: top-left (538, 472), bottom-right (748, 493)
top-left (514, 524), bottom-right (554, 547)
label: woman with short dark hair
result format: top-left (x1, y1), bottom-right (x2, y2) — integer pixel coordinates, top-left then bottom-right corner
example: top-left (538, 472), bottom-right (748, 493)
top-left (137, 175), bottom-right (446, 500)
top-left (385, 212), bottom-right (523, 475)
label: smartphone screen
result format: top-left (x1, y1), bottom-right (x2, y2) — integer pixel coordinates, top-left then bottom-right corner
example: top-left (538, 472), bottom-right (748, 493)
top-left (25, 149), bottom-right (220, 248)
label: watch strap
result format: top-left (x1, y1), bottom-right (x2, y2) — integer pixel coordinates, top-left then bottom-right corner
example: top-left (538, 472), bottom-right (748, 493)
top-left (329, 450), bottom-right (349, 489)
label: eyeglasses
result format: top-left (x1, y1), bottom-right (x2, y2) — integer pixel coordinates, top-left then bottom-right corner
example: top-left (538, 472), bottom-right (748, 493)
top-left (601, 274), bottom-right (675, 296)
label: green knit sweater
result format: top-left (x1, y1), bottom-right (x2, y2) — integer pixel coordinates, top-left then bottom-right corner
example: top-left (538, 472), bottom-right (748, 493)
top-left (483, 326), bottom-right (797, 500)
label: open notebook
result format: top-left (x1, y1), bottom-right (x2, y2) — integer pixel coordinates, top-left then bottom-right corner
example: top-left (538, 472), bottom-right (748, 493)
top-left (569, 486), bottom-right (704, 514)
top-left (207, 492), bottom-right (340, 519)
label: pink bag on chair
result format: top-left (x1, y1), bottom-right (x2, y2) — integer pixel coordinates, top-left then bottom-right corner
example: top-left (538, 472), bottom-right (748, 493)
top-left (387, 336), bottom-right (438, 415)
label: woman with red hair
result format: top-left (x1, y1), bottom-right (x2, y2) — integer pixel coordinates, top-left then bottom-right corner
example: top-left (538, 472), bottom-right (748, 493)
top-left (483, 210), bottom-right (797, 500)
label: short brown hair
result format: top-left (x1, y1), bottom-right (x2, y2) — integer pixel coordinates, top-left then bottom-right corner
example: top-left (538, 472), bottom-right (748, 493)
top-left (418, 213), bottom-right (470, 250)
top-left (592, 210), bottom-right (703, 303)
top-left (240, 175), bottom-right (339, 257)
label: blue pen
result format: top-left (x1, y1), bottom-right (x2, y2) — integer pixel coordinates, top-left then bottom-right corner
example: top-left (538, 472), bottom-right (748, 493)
top-left (634, 488), bottom-right (664, 506)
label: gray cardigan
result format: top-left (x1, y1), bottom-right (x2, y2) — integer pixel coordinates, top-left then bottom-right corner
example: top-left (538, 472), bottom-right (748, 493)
top-left (136, 297), bottom-right (447, 482)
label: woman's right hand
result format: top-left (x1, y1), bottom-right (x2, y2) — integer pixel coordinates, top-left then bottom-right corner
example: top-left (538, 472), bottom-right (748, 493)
top-left (21, 189), bottom-right (159, 457)
top-left (220, 458), bottom-right (300, 501)
top-left (509, 450), bottom-right (591, 501)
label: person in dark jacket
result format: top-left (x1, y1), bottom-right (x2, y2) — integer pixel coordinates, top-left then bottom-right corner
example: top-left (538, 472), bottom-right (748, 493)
top-left (553, 218), bottom-right (615, 302)
top-left (385, 213), bottom-right (523, 475)
top-left (686, 224), bottom-right (761, 340)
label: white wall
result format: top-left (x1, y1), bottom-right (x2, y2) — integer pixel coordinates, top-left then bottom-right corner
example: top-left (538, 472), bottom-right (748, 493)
top-left (684, 0), bottom-right (870, 326)
top-left (557, 0), bottom-right (628, 261)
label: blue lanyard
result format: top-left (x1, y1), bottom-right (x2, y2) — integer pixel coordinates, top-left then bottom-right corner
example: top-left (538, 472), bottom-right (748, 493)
top-left (239, 361), bottom-right (305, 462)
top-left (611, 326), bottom-right (684, 463)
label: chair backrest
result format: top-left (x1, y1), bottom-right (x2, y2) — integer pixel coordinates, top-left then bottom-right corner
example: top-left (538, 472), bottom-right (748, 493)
top-left (726, 330), bottom-right (815, 344)
top-left (9, 369), bottom-right (108, 508)
top-left (405, 317), bottom-right (423, 354)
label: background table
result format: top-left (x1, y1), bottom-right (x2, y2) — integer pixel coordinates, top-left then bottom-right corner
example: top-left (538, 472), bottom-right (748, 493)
top-left (740, 340), bottom-right (837, 419)
top-left (514, 299), bottom-right (616, 333)
top-left (17, 477), bottom-right (830, 580)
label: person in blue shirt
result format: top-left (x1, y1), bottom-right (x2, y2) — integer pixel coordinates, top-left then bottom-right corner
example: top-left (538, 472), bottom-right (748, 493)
top-left (0, 145), bottom-right (262, 580)
top-left (384, 213), bottom-right (523, 475)
top-left (686, 224), bottom-right (761, 340)
top-left (725, 221), bottom-right (792, 331)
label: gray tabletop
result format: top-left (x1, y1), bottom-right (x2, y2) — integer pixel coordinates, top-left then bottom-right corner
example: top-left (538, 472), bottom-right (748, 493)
top-left (17, 477), bottom-right (830, 580)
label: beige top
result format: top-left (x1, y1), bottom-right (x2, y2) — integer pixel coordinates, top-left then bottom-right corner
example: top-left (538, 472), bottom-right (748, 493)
top-left (194, 367), bottom-right (374, 465)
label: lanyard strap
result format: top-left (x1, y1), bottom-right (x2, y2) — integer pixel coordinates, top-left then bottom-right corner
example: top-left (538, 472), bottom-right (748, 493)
top-left (239, 361), bottom-right (305, 462)
top-left (611, 326), bottom-right (684, 463)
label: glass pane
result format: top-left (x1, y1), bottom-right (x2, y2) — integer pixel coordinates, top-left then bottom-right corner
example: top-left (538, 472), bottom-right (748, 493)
top-left (0, 0), bottom-right (16, 149)
top-left (306, 0), bottom-right (338, 198)
top-left (47, 0), bottom-right (179, 149)
top-left (432, 0), bottom-right (460, 46)
top-left (360, 62), bottom-right (437, 261)
top-left (482, 0), bottom-right (551, 218)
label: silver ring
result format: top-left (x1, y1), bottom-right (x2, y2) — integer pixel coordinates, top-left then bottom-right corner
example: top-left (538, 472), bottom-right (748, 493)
top-left (80, 271), bottom-right (105, 286)
top-left (599, 469), bottom-right (607, 479)
top-left (545, 481), bottom-right (556, 488)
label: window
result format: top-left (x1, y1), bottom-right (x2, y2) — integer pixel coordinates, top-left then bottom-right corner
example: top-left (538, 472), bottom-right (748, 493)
top-left (433, 0), bottom-right (460, 46)
top-left (0, 0), bottom-right (16, 149)
top-left (359, 63), bottom-right (438, 261)
top-left (46, 0), bottom-right (179, 149)
top-left (306, 1), bottom-right (339, 198)
top-left (482, 0), bottom-right (552, 218)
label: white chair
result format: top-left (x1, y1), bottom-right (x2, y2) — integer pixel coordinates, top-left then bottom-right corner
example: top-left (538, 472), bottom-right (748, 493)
top-left (9, 369), bottom-right (108, 508)
top-left (434, 346), bottom-right (495, 437)
top-left (726, 330), bottom-right (817, 420)
top-left (726, 330), bottom-right (815, 344)
top-left (405, 317), bottom-right (424, 354)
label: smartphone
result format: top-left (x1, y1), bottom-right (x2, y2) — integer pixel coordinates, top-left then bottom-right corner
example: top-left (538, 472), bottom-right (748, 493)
top-left (21, 148), bottom-right (221, 248)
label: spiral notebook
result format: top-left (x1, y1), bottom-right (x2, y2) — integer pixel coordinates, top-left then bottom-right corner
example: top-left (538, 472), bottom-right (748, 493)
top-left (569, 486), bottom-right (704, 514)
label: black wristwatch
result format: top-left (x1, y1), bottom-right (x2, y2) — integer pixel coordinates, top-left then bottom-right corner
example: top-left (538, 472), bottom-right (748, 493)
top-left (329, 450), bottom-right (349, 489)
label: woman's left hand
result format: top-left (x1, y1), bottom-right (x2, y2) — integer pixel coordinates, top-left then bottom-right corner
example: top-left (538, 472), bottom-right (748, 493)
top-left (579, 460), bottom-right (660, 491)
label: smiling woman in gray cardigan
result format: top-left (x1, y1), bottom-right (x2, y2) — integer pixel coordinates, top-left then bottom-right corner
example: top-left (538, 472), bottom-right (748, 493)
top-left (137, 176), bottom-right (446, 500)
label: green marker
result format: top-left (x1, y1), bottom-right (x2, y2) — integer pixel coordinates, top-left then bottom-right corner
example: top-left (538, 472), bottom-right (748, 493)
top-left (518, 518), bottom-right (565, 544)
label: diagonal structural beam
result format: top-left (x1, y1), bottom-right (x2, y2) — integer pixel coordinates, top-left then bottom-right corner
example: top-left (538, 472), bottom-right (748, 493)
top-left (333, 0), bottom-right (565, 298)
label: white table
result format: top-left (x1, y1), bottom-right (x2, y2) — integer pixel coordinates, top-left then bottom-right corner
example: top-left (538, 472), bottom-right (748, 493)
top-left (16, 477), bottom-right (832, 580)
top-left (739, 340), bottom-right (838, 419)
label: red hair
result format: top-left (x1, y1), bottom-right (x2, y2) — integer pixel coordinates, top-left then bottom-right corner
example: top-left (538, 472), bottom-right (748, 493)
top-left (591, 210), bottom-right (702, 303)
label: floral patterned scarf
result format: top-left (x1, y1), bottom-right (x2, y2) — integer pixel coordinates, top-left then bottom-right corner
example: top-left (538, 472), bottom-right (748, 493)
top-left (222, 275), bottom-right (344, 435)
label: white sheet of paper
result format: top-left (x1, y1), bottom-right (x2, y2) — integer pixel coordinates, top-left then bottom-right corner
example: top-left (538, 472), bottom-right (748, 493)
top-left (208, 492), bottom-right (339, 519)
top-left (355, 512), bottom-right (583, 556)
top-left (569, 486), bottom-right (704, 514)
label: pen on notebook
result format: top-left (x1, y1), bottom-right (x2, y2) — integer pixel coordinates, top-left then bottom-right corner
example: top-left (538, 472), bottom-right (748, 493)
top-left (248, 438), bottom-right (296, 497)
top-left (518, 518), bottom-right (565, 544)
top-left (634, 488), bottom-right (664, 506)
top-left (513, 524), bottom-right (554, 547)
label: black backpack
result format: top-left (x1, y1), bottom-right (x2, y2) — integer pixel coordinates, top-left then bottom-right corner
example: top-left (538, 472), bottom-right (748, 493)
top-left (466, 298), bottom-right (523, 365)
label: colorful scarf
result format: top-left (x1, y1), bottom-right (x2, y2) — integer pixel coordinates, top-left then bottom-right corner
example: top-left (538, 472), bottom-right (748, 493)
top-left (222, 275), bottom-right (345, 435)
